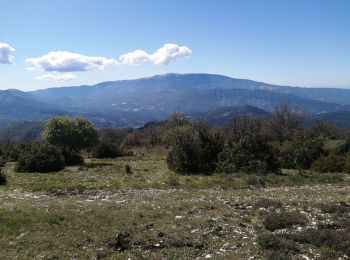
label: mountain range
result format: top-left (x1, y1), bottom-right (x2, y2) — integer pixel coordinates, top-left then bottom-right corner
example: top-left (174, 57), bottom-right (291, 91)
top-left (2, 73), bottom-right (350, 128)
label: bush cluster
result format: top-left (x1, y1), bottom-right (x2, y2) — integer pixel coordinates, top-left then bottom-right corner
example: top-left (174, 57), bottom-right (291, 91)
top-left (93, 141), bottom-right (123, 159)
top-left (280, 133), bottom-right (325, 170)
top-left (164, 108), bottom-right (350, 175)
top-left (217, 134), bottom-right (279, 174)
top-left (311, 154), bottom-right (347, 173)
top-left (16, 143), bottom-right (65, 173)
top-left (166, 124), bottom-right (223, 174)
top-left (166, 116), bottom-right (280, 175)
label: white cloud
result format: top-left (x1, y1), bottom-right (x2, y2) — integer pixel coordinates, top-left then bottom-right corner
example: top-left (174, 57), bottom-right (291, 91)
top-left (26, 51), bottom-right (117, 72)
top-left (120, 49), bottom-right (150, 65)
top-left (35, 73), bottom-right (77, 81)
top-left (150, 44), bottom-right (192, 65)
top-left (119, 43), bottom-right (192, 66)
top-left (0, 43), bottom-right (15, 64)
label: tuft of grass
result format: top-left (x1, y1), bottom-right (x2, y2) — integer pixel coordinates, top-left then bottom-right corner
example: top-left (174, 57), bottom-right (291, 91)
top-left (263, 212), bottom-right (308, 231)
top-left (318, 202), bottom-right (350, 214)
top-left (257, 232), bottom-right (299, 253)
top-left (165, 174), bottom-right (180, 187)
top-left (255, 198), bottom-right (283, 209)
top-left (247, 174), bottom-right (266, 187)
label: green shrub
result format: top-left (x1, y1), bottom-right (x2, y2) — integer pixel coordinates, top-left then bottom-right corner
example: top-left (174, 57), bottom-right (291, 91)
top-left (311, 155), bottom-right (345, 173)
top-left (217, 134), bottom-right (280, 174)
top-left (63, 151), bottom-right (84, 166)
top-left (166, 124), bottom-right (223, 174)
top-left (263, 212), bottom-right (307, 231)
top-left (16, 143), bottom-right (65, 173)
top-left (0, 169), bottom-right (6, 185)
top-left (0, 140), bottom-right (23, 162)
top-left (93, 141), bottom-right (123, 158)
top-left (280, 133), bottom-right (325, 170)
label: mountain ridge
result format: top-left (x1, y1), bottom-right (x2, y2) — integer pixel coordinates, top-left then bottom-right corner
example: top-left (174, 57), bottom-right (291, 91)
top-left (2, 73), bottom-right (350, 128)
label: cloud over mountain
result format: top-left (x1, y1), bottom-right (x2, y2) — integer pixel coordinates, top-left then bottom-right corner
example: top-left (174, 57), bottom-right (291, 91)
top-left (26, 45), bottom-right (191, 81)
top-left (26, 51), bottom-right (117, 72)
top-left (0, 43), bottom-right (15, 64)
top-left (35, 73), bottom-right (77, 81)
top-left (120, 43), bottom-right (192, 65)
top-left (119, 49), bottom-right (150, 66)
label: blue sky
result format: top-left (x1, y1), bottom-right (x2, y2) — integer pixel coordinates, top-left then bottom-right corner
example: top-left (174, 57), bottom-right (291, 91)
top-left (1, 0), bottom-right (349, 91)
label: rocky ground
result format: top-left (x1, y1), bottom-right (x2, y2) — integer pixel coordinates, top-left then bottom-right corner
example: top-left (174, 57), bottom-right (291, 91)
top-left (1, 184), bottom-right (350, 259)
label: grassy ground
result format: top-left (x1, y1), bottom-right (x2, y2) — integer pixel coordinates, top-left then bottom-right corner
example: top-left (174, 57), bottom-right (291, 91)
top-left (2, 147), bottom-right (348, 193)
top-left (1, 147), bottom-right (350, 259)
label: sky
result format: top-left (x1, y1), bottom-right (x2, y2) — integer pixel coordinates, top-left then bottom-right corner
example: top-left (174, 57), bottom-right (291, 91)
top-left (0, 0), bottom-right (350, 91)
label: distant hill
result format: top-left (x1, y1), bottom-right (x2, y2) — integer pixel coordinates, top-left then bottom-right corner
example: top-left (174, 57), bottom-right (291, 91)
top-left (194, 105), bottom-right (270, 126)
top-left (31, 73), bottom-right (350, 106)
top-left (0, 89), bottom-right (67, 127)
top-left (0, 121), bottom-right (44, 142)
top-left (308, 111), bottom-right (350, 129)
top-left (1, 73), bottom-right (350, 128)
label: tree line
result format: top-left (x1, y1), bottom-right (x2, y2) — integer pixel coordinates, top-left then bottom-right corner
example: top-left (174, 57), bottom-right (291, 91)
top-left (1, 105), bottom-right (350, 179)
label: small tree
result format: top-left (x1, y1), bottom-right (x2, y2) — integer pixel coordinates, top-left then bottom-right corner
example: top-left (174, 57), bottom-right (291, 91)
top-left (122, 130), bottom-right (143, 148)
top-left (269, 105), bottom-right (305, 146)
top-left (166, 123), bottom-right (224, 174)
top-left (43, 116), bottom-right (98, 164)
